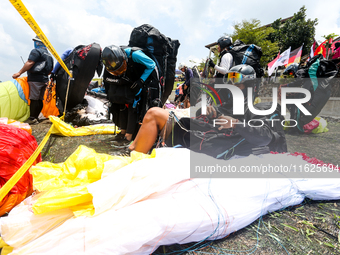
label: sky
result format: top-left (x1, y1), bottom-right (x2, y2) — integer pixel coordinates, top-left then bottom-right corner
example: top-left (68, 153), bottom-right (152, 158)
top-left (0, 0), bottom-right (340, 82)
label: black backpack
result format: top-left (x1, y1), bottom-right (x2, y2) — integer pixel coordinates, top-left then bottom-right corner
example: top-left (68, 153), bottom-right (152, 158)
top-left (228, 40), bottom-right (264, 78)
top-left (56, 43), bottom-right (103, 112)
top-left (128, 24), bottom-right (180, 105)
top-left (287, 54), bottom-right (338, 132)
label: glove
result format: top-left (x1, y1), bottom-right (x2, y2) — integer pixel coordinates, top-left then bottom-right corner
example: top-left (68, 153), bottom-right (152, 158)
top-left (131, 78), bottom-right (144, 95)
top-left (208, 58), bottom-right (215, 68)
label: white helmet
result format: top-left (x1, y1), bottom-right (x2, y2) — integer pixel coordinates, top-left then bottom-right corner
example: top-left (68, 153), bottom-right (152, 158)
top-left (178, 63), bottom-right (186, 70)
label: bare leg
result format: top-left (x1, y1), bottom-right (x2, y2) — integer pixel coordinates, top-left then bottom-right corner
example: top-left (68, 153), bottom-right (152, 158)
top-left (129, 108), bottom-right (169, 154)
top-left (125, 133), bottom-right (132, 141)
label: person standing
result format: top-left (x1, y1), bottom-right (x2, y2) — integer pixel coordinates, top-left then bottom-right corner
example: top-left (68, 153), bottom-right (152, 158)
top-left (178, 63), bottom-right (193, 108)
top-left (102, 45), bottom-right (157, 144)
top-left (12, 36), bottom-right (54, 124)
top-left (208, 36), bottom-right (234, 78)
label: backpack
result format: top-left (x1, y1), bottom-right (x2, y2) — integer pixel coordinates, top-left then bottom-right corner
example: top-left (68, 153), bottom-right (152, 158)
top-left (56, 43), bottom-right (103, 112)
top-left (288, 54), bottom-right (338, 132)
top-left (228, 40), bottom-right (264, 78)
top-left (128, 24), bottom-right (180, 105)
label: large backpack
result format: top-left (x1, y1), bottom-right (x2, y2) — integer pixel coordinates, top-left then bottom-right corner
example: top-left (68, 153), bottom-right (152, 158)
top-left (228, 40), bottom-right (264, 78)
top-left (288, 54), bottom-right (338, 132)
top-left (128, 24), bottom-right (180, 105)
top-left (56, 43), bottom-right (103, 112)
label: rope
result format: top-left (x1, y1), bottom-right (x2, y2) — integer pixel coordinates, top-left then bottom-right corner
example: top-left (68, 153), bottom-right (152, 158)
top-left (61, 70), bottom-right (73, 120)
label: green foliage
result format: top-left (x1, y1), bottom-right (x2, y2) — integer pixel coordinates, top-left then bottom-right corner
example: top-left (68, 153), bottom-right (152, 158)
top-left (322, 33), bottom-right (339, 58)
top-left (270, 6), bottom-right (318, 56)
top-left (229, 18), bottom-right (279, 67)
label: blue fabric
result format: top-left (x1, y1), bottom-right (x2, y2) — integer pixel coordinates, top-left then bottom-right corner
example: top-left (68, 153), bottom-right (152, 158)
top-left (308, 58), bottom-right (320, 91)
top-left (52, 48), bottom-right (73, 74)
top-left (34, 41), bottom-right (45, 49)
top-left (183, 68), bottom-right (193, 86)
top-left (11, 79), bottom-right (28, 104)
top-left (124, 48), bottom-right (155, 82)
top-left (91, 87), bottom-right (105, 93)
top-left (242, 44), bottom-right (254, 64)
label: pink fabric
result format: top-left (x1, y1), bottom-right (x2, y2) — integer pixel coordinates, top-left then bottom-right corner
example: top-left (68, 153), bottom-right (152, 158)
top-left (303, 119), bottom-right (320, 134)
top-left (332, 48), bottom-right (340, 59)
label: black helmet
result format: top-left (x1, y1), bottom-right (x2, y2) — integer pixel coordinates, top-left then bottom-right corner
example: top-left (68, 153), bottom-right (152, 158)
top-left (102, 45), bottom-right (127, 76)
top-left (224, 64), bottom-right (256, 84)
top-left (217, 36), bottom-right (233, 50)
top-left (283, 63), bottom-right (299, 76)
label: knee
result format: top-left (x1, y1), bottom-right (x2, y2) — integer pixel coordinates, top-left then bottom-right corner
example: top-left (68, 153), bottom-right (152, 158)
top-left (143, 107), bottom-right (168, 125)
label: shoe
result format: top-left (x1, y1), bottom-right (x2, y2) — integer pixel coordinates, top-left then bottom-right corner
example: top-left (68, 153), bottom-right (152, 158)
top-left (111, 137), bottom-right (132, 147)
top-left (111, 133), bottom-right (125, 142)
top-left (111, 147), bottom-right (132, 157)
top-left (24, 117), bottom-right (39, 125)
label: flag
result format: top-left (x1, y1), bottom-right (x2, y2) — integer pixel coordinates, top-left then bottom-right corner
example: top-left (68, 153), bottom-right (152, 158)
top-left (285, 45), bottom-right (303, 67)
top-left (267, 52), bottom-right (280, 76)
top-left (276, 47), bottom-right (291, 67)
top-left (308, 40), bottom-right (317, 61)
top-left (314, 39), bottom-right (328, 58)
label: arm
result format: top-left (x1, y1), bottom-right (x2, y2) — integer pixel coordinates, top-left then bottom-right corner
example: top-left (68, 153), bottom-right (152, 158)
top-left (51, 48), bottom-right (73, 74)
top-left (129, 49), bottom-right (156, 81)
top-left (214, 53), bottom-right (233, 75)
top-left (12, 60), bottom-right (35, 78)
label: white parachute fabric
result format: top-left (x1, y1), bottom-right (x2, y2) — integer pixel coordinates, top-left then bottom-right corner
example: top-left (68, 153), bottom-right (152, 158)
top-left (1, 148), bottom-right (340, 255)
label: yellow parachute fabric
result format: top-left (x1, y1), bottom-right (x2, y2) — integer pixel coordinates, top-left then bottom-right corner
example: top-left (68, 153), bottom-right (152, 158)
top-left (30, 145), bottom-right (154, 216)
top-left (311, 116), bottom-right (329, 134)
top-left (49, 116), bottom-right (119, 136)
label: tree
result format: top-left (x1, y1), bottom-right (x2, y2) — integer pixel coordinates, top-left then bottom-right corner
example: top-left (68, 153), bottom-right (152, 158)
top-left (270, 6), bottom-right (318, 56)
top-left (322, 33), bottom-right (339, 59)
top-left (229, 19), bottom-right (280, 67)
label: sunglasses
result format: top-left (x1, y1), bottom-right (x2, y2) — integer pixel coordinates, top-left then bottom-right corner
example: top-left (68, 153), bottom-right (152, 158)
top-left (225, 72), bottom-right (243, 84)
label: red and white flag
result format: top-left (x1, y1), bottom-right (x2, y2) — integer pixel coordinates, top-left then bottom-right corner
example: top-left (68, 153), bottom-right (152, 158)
top-left (308, 40), bottom-right (317, 61)
top-left (267, 52), bottom-right (280, 76)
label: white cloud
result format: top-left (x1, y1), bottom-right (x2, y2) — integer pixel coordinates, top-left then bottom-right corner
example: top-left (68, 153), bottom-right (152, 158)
top-left (1, 0), bottom-right (340, 82)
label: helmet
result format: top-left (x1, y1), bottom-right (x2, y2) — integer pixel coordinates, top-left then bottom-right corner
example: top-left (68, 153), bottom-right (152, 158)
top-left (224, 64), bottom-right (256, 84)
top-left (178, 63), bottom-right (186, 70)
top-left (217, 36), bottom-right (233, 50)
top-left (32, 36), bottom-right (45, 49)
top-left (102, 45), bottom-right (128, 76)
top-left (32, 35), bottom-right (43, 43)
top-left (283, 63), bottom-right (299, 76)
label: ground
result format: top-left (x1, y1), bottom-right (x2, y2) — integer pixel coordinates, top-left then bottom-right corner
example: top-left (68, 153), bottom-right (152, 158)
top-left (28, 119), bottom-right (340, 254)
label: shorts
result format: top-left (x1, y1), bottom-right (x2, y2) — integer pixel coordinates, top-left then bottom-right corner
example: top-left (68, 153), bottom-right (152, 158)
top-left (28, 81), bottom-right (47, 100)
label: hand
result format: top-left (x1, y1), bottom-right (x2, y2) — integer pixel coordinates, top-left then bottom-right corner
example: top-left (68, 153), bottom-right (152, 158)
top-left (12, 72), bottom-right (21, 79)
top-left (216, 115), bottom-right (238, 130)
top-left (131, 78), bottom-right (144, 94)
top-left (208, 58), bottom-right (215, 68)
top-left (206, 105), bottom-right (217, 118)
top-left (50, 73), bottom-right (56, 82)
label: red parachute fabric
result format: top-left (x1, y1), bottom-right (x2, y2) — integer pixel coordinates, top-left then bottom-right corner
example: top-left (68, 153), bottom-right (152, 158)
top-left (0, 124), bottom-right (41, 216)
top-left (303, 119), bottom-right (320, 134)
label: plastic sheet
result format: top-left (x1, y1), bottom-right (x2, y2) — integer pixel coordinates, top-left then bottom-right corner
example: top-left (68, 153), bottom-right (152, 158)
top-left (0, 124), bottom-right (40, 216)
top-left (30, 145), bottom-right (154, 216)
top-left (49, 116), bottom-right (119, 136)
top-left (311, 116), bottom-right (329, 134)
top-left (1, 149), bottom-right (340, 254)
